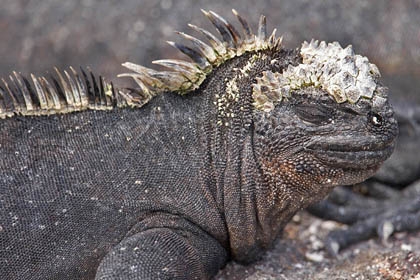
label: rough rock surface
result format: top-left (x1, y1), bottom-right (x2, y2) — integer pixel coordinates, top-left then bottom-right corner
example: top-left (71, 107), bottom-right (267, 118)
top-left (216, 211), bottom-right (420, 280)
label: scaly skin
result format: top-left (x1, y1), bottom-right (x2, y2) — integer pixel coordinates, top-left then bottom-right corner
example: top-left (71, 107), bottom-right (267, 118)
top-left (0, 11), bottom-right (397, 280)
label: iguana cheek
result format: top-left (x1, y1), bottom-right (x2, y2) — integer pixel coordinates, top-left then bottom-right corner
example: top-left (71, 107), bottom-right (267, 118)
top-left (259, 152), bottom-right (382, 207)
top-left (260, 157), bottom-right (341, 203)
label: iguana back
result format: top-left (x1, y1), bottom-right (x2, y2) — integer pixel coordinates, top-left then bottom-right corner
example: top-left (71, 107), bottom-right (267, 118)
top-left (0, 73), bottom-right (232, 277)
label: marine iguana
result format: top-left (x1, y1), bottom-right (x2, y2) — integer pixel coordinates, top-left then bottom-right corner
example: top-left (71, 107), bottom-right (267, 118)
top-left (0, 9), bottom-right (398, 279)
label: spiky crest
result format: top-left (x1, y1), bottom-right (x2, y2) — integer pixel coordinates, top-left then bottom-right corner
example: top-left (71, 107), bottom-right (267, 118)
top-left (0, 67), bottom-right (147, 119)
top-left (1, 9), bottom-right (384, 119)
top-left (1, 9), bottom-right (282, 119)
top-left (119, 9), bottom-right (283, 97)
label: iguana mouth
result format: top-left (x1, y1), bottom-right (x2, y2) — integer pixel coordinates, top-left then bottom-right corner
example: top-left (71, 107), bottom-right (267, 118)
top-left (306, 137), bottom-right (395, 168)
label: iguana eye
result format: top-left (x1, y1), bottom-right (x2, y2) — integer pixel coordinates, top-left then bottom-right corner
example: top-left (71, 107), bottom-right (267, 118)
top-left (369, 112), bottom-right (383, 127)
top-left (294, 104), bottom-right (332, 125)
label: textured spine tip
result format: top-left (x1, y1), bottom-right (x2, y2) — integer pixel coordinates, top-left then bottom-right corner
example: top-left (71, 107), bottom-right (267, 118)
top-left (175, 31), bottom-right (217, 63)
top-left (257, 15), bottom-right (267, 45)
top-left (232, 9), bottom-right (252, 39)
top-left (55, 67), bottom-right (75, 106)
top-left (209, 10), bottom-right (241, 47)
top-left (188, 23), bottom-right (227, 57)
top-left (167, 41), bottom-right (211, 70)
top-left (205, 10), bottom-right (237, 48)
top-left (12, 71), bottom-right (34, 111)
top-left (30, 73), bottom-right (48, 110)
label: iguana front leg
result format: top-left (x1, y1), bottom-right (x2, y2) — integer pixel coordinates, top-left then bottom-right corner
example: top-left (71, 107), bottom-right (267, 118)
top-left (95, 216), bottom-right (227, 280)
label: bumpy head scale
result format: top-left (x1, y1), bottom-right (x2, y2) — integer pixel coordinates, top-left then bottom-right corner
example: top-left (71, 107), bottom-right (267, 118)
top-left (253, 40), bottom-right (384, 112)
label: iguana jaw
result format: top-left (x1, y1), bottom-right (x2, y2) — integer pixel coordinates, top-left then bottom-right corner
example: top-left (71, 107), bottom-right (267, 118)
top-left (305, 135), bottom-right (396, 169)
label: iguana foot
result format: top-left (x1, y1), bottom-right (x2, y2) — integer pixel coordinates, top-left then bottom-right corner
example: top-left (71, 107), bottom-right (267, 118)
top-left (308, 182), bottom-right (420, 256)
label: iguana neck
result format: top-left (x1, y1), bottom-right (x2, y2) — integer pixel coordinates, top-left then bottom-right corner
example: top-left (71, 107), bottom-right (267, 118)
top-left (216, 125), bottom-right (291, 263)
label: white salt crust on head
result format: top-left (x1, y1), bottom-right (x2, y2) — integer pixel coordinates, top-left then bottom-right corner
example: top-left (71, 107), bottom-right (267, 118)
top-left (252, 40), bottom-right (384, 112)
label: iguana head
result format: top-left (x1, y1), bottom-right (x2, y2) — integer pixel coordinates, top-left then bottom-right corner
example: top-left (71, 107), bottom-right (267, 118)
top-left (119, 10), bottom-right (397, 204)
top-left (250, 42), bottom-right (398, 204)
